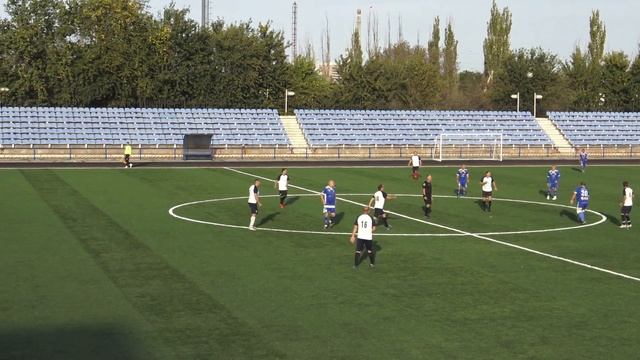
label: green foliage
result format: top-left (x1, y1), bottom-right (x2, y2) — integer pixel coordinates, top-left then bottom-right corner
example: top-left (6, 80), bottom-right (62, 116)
top-left (483, 0), bottom-right (512, 82)
top-left (457, 71), bottom-right (491, 110)
top-left (600, 51), bottom-right (631, 111)
top-left (563, 10), bottom-right (610, 111)
top-left (0, 0), bottom-right (73, 105)
top-left (490, 48), bottom-right (566, 115)
top-left (427, 17), bottom-right (440, 69)
top-left (629, 54), bottom-right (640, 111)
top-left (0, 1), bottom-right (638, 112)
top-left (287, 55), bottom-right (332, 109)
top-left (588, 10), bottom-right (606, 70)
top-left (442, 21), bottom-right (459, 100)
top-left (0, 0), bottom-right (289, 109)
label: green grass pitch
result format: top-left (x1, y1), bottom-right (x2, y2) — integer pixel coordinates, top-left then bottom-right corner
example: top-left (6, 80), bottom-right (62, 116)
top-left (1, 165), bottom-right (639, 359)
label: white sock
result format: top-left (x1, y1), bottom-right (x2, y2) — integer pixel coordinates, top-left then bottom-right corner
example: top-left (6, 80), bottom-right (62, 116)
top-left (249, 216), bottom-right (256, 228)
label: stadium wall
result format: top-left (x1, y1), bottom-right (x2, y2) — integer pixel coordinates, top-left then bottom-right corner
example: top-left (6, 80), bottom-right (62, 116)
top-left (1, 144), bottom-right (640, 162)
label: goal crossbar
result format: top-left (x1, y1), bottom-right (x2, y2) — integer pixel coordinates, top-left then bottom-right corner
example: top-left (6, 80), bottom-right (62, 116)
top-left (432, 133), bottom-right (504, 162)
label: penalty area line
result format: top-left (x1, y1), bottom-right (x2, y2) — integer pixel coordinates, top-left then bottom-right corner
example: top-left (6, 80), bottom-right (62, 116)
top-left (225, 167), bottom-right (640, 284)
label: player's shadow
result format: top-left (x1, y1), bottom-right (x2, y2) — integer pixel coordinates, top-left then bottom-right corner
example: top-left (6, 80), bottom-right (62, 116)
top-left (602, 212), bottom-right (622, 226)
top-left (571, 167), bottom-right (583, 173)
top-left (538, 190), bottom-right (548, 198)
top-left (559, 209), bottom-right (580, 223)
top-left (475, 199), bottom-right (485, 210)
top-left (333, 212), bottom-right (345, 226)
top-left (357, 242), bottom-right (383, 263)
top-left (285, 196), bottom-right (301, 206)
top-left (257, 212), bottom-right (280, 226)
top-left (374, 242), bottom-right (382, 252)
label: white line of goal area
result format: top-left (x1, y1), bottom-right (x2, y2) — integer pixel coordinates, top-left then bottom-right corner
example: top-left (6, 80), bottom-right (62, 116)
top-left (225, 167), bottom-right (640, 283)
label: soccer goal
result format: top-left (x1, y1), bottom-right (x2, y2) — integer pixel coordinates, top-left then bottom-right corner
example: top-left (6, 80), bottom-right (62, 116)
top-left (432, 133), bottom-right (503, 162)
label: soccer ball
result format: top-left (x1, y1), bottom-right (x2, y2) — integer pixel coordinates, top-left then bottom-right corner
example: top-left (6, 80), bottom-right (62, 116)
top-left (412, 172), bottom-right (420, 180)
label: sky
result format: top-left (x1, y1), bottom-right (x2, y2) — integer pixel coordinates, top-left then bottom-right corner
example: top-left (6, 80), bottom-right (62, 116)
top-left (3, 0), bottom-right (640, 70)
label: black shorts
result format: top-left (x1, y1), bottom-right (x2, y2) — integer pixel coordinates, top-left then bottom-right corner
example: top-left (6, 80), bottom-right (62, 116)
top-left (124, 154), bottom-right (130, 161)
top-left (356, 238), bottom-right (373, 252)
top-left (423, 196), bottom-right (432, 206)
top-left (374, 208), bottom-right (385, 217)
top-left (412, 166), bottom-right (419, 173)
top-left (482, 191), bottom-right (493, 198)
top-left (279, 190), bottom-right (288, 198)
top-left (621, 206), bottom-right (633, 215)
top-left (248, 203), bottom-right (258, 214)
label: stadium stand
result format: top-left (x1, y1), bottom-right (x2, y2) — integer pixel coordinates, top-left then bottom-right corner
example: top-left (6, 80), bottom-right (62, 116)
top-left (295, 110), bottom-right (552, 146)
top-left (0, 107), bottom-right (289, 146)
top-left (548, 112), bottom-right (640, 145)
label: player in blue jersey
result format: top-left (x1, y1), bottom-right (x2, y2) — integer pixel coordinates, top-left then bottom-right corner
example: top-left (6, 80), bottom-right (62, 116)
top-left (570, 182), bottom-right (590, 224)
top-left (456, 165), bottom-right (470, 198)
top-left (579, 149), bottom-right (588, 173)
top-left (546, 165), bottom-right (561, 200)
top-left (320, 179), bottom-right (337, 229)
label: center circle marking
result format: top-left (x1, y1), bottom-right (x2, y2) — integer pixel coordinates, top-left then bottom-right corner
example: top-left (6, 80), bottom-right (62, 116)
top-left (168, 193), bottom-right (607, 237)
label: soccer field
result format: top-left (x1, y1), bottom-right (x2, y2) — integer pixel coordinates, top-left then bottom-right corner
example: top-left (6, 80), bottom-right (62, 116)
top-left (1, 165), bottom-right (639, 359)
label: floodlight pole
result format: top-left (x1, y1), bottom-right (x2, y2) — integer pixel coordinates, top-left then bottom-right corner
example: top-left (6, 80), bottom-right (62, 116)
top-left (0, 87), bottom-right (9, 107)
top-left (510, 93), bottom-right (520, 112)
top-left (284, 89), bottom-right (295, 115)
top-left (533, 92), bottom-right (543, 118)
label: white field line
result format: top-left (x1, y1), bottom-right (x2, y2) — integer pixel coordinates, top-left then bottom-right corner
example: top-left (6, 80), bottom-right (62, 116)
top-left (169, 194), bottom-right (452, 237)
top-left (169, 193), bottom-right (606, 237)
top-left (225, 167), bottom-right (640, 283)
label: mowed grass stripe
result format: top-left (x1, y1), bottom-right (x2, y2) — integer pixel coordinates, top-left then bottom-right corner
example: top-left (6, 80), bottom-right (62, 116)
top-left (21, 169), bottom-right (285, 359)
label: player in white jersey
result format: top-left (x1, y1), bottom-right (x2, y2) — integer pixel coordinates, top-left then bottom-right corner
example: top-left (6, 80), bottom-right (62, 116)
top-left (408, 152), bottom-right (422, 180)
top-left (620, 181), bottom-right (634, 229)
top-left (350, 207), bottom-right (377, 269)
top-left (274, 168), bottom-right (289, 209)
top-left (368, 184), bottom-right (396, 230)
top-left (247, 179), bottom-right (262, 231)
top-left (480, 171), bottom-right (498, 212)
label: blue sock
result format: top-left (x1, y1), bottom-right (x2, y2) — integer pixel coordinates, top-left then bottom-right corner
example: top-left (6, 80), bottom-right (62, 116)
top-left (578, 212), bottom-right (585, 222)
top-left (324, 216), bottom-right (329, 226)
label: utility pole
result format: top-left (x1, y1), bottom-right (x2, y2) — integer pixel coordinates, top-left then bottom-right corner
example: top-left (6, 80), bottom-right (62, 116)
top-left (291, 1), bottom-right (298, 60)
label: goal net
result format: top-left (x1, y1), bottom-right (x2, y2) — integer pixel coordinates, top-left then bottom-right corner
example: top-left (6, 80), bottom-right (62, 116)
top-left (432, 133), bottom-right (503, 162)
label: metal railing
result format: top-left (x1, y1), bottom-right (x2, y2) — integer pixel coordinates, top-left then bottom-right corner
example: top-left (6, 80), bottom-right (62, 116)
top-left (0, 143), bottom-right (639, 162)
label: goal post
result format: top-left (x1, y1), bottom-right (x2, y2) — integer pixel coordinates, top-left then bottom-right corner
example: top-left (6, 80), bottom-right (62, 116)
top-left (432, 133), bottom-right (503, 162)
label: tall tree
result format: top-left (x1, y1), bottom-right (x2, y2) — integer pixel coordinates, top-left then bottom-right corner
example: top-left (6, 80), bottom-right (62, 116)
top-left (442, 20), bottom-right (459, 99)
top-left (564, 10), bottom-right (608, 110)
top-left (0, 0), bottom-right (73, 105)
top-left (564, 46), bottom-right (592, 110)
top-left (71, 0), bottom-right (156, 106)
top-left (600, 51), bottom-right (631, 111)
top-left (427, 16), bottom-right (440, 70)
top-left (287, 54), bottom-right (332, 109)
top-left (629, 53), bottom-right (640, 111)
top-left (457, 71), bottom-right (491, 109)
top-left (490, 48), bottom-right (564, 115)
top-left (587, 10), bottom-right (606, 70)
top-left (150, 4), bottom-right (204, 107)
top-left (483, 0), bottom-right (512, 85)
top-left (334, 30), bottom-right (367, 107)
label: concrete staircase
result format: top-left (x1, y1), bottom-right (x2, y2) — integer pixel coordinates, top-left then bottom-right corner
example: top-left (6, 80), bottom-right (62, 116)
top-left (280, 115), bottom-right (309, 151)
top-left (536, 117), bottom-right (574, 155)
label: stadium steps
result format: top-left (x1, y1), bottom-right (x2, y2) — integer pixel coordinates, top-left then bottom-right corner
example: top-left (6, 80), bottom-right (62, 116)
top-left (280, 115), bottom-right (309, 150)
top-left (535, 117), bottom-right (574, 155)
